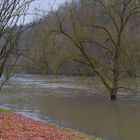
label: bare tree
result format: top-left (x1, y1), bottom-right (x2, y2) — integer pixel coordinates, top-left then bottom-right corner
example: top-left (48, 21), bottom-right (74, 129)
top-left (0, 0), bottom-right (35, 88)
top-left (49, 0), bottom-right (140, 100)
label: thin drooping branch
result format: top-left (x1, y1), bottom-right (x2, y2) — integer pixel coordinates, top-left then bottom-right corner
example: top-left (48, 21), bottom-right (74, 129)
top-left (89, 24), bottom-right (116, 46)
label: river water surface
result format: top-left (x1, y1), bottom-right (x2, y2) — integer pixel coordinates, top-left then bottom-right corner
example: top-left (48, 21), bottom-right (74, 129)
top-left (0, 74), bottom-right (140, 140)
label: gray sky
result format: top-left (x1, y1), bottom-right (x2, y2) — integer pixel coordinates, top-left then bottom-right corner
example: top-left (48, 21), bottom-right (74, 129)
top-left (23, 0), bottom-right (67, 24)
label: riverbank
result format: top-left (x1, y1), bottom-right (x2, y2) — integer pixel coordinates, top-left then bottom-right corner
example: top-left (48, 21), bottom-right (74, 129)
top-left (0, 112), bottom-right (104, 140)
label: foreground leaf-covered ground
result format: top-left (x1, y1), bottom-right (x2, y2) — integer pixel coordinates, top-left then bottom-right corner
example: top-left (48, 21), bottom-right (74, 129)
top-left (0, 112), bottom-right (104, 140)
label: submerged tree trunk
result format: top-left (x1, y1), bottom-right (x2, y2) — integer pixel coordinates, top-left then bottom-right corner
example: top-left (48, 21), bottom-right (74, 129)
top-left (111, 61), bottom-right (119, 100)
top-left (110, 78), bottom-right (118, 100)
top-left (110, 94), bottom-right (117, 100)
top-left (110, 82), bottom-right (118, 100)
top-left (110, 38), bottom-right (120, 100)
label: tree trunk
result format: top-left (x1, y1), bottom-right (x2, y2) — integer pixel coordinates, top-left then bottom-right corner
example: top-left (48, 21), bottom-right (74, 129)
top-left (111, 44), bottom-right (120, 100)
top-left (111, 67), bottom-right (119, 100)
top-left (110, 84), bottom-right (118, 100)
top-left (110, 94), bottom-right (117, 100)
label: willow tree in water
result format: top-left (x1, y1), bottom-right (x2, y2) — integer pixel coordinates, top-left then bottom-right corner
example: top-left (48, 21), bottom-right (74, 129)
top-left (50, 0), bottom-right (140, 100)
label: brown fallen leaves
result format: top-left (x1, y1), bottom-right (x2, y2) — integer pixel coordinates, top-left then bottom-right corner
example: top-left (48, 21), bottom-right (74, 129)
top-left (0, 112), bottom-right (96, 140)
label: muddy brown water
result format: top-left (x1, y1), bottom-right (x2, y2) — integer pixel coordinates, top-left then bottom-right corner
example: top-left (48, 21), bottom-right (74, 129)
top-left (0, 74), bottom-right (140, 140)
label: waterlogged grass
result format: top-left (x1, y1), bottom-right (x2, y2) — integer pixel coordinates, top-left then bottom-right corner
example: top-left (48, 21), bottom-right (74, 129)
top-left (75, 76), bottom-right (140, 96)
top-left (68, 128), bottom-right (107, 140)
top-left (0, 108), bottom-right (10, 112)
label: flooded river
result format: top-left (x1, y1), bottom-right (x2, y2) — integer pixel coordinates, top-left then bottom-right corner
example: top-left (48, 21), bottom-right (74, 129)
top-left (0, 74), bottom-right (140, 140)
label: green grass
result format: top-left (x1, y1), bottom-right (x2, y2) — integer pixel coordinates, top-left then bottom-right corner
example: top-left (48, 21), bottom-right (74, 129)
top-left (0, 108), bottom-right (11, 112)
top-left (67, 128), bottom-right (107, 140)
